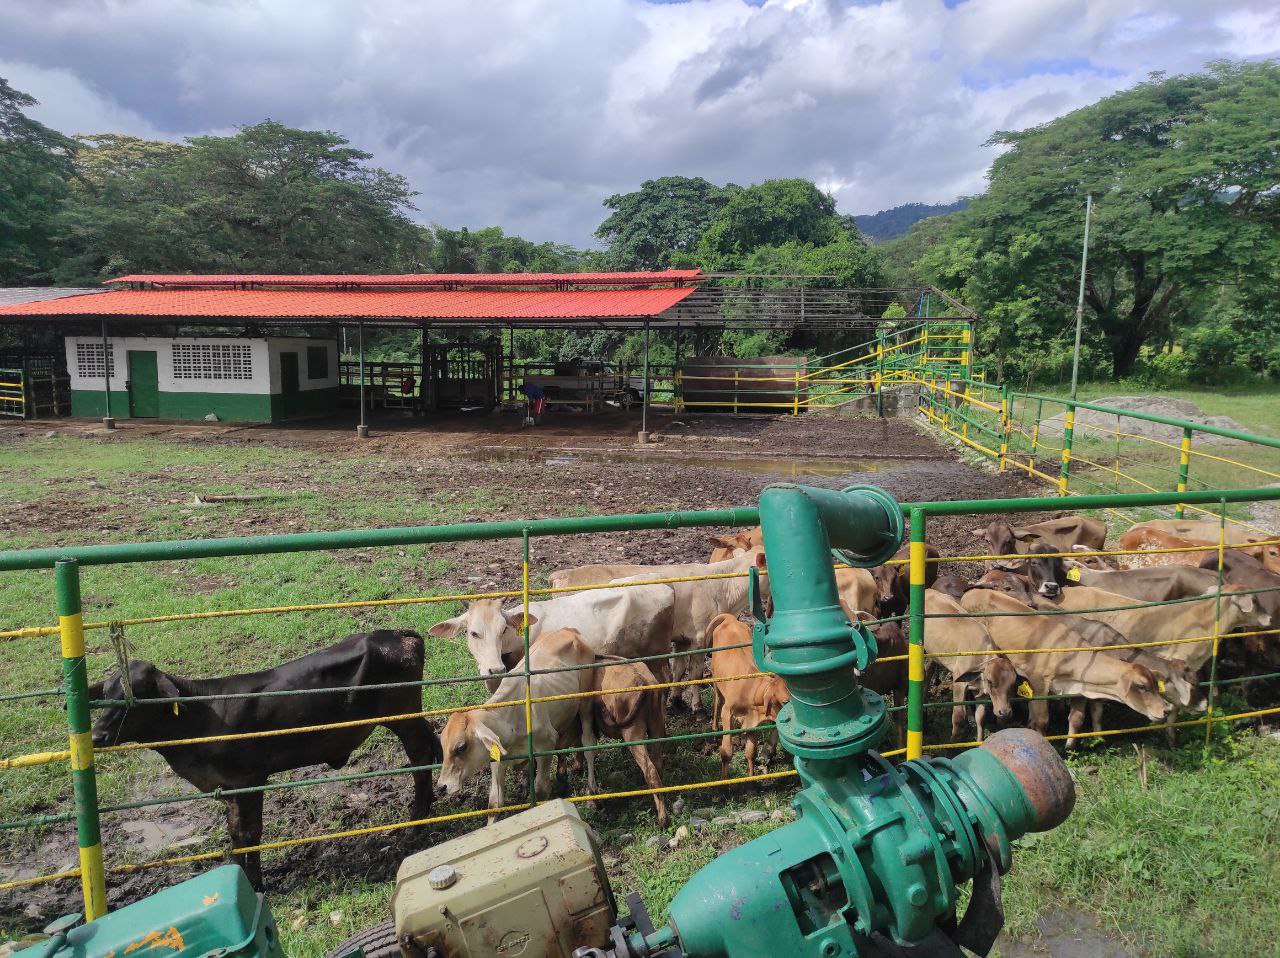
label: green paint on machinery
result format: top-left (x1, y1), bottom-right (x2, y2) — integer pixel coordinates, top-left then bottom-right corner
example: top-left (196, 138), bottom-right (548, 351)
top-left (579, 483), bottom-right (1075, 958)
top-left (12, 865), bottom-right (282, 958)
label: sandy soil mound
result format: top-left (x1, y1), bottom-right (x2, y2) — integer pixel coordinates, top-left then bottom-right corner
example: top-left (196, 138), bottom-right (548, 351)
top-left (1038, 395), bottom-right (1247, 446)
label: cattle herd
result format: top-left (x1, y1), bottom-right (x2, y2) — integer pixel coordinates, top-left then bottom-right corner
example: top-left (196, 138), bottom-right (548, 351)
top-left (87, 513), bottom-right (1278, 888)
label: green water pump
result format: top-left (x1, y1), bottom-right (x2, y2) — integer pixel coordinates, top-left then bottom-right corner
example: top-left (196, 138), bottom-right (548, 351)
top-left (579, 484), bottom-right (1075, 958)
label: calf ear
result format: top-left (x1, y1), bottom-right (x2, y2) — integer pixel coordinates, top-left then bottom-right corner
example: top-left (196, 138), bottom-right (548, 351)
top-left (427, 615), bottom-right (466, 638)
top-left (474, 724), bottom-right (506, 760)
top-left (504, 610), bottom-right (538, 631)
top-left (705, 535), bottom-right (734, 548)
top-left (1012, 530), bottom-right (1040, 542)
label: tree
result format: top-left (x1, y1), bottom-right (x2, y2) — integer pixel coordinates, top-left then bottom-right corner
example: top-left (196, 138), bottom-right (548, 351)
top-left (0, 78), bottom-right (77, 284)
top-left (918, 61), bottom-right (1280, 379)
top-left (54, 121), bottom-right (426, 282)
top-left (698, 178), bottom-right (843, 265)
top-left (594, 176), bottom-right (738, 270)
top-left (424, 225), bottom-right (582, 273)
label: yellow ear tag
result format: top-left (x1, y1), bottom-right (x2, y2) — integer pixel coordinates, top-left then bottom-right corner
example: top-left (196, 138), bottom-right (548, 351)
top-left (1157, 679), bottom-right (1166, 693)
top-left (172, 702), bottom-right (180, 715)
top-left (1065, 567), bottom-right (1082, 582)
top-left (487, 743), bottom-right (502, 762)
top-left (1016, 681), bottom-right (1033, 698)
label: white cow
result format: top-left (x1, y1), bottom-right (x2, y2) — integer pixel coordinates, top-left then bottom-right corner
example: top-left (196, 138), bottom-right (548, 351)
top-left (428, 583), bottom-right (677, 687)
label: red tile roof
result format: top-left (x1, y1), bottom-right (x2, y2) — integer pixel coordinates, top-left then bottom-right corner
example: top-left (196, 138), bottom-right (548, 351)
top-left (106, 271), bottom-right (701, 289)
top-left (0, 287), bottom-right (695, 321)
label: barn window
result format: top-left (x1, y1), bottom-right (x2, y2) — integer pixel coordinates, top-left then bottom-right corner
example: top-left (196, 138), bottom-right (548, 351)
top-left (307, 345), bottom-right (329, 380)
top-left (75, 342), bottom-right (116, 379)
top-left (171, 343), bottom-right (254, 381)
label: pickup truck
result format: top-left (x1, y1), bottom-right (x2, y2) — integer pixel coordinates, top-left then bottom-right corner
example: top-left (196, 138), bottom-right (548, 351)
top-left (522, 359), bottom-right (645, 408)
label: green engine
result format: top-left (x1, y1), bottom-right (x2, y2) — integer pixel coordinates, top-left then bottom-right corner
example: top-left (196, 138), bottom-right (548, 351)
top-left (577, 484), bottom-right (1075, 958)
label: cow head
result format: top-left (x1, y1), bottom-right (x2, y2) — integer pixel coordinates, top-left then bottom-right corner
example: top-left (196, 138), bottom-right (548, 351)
top-left (972, 568), bottom-right (1041, 606)
top-left (979, 655), bottom-right (1018, 724)
top-left (706, 527), bottom-right (763, 562)
top-left (427, 599), bottom-right (538, 679)
top-left (1119, 662), bottom-right (1174, 722)
top-left (971, 519), bottom-right (1018, 557)
top-left (436, 710), bottom-right (503, 798)
top-left (992, 543), bottom-right (1063, 597)
top-left (869, 563), bottom-right (907, 617)
top-left (88, 660), bottom-right (182, 748)
top-left (930, 574), bottom-right (971, 600)
top-left (1158, 660), bottom-right (1207, 711)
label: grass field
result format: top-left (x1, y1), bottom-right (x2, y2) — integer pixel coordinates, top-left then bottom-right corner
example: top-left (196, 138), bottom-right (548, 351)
top-left (0, 416), bottom-right (1278, 957)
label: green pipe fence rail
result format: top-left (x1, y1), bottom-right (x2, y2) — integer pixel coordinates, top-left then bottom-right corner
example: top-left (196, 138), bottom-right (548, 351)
top-left (0, 486), bottom-right (1278, 921)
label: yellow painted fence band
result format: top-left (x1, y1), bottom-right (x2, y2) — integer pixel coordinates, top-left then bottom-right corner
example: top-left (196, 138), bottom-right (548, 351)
top-left (59, 613), bottom-right (85, 659)
top-left (69, 730), bottom-right (94, 771)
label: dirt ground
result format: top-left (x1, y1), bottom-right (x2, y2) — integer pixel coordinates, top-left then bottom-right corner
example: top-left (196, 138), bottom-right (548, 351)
top-left (1, 407), bottom-right (1058, 934)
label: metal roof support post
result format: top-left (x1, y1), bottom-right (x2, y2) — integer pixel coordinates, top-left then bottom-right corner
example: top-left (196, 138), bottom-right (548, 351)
top-left (638, 320), bottom-right (651, 443)
top-left (99, 319), bottom-right (115, 430)
top-left (356, 322), bottom-right (369, 439)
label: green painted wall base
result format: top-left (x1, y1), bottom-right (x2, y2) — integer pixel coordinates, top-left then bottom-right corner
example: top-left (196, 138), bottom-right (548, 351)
top-left (70, 388), bottom-right (337, 423)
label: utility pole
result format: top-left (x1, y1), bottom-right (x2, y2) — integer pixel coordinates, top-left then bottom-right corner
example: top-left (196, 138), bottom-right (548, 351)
top-left (1069, 193), bottom-right (1093, 401)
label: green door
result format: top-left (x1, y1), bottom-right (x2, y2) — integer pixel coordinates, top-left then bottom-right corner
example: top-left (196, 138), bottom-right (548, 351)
top-left (279, 352), bottom-right (300, 418)
top-left (127, 351), bottom-right (159, 418)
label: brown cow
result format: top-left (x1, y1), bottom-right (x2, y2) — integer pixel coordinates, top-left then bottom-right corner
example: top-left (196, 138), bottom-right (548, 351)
top-left (1061, 562), bottom-right (1222, 602)
top-left (591, 661), bottom-right (668, 827)
top-left (868, 542), bottom-right (941, 617)
top-left (1128, 520), bottom-right (1280, 574)
top-left (960, 589), bottom-right (1174, 747)
top-left (707, 613), bottom-right (790, 778)
top-left (1115, 528), bottom-right (1215, 570)
top-left (972, 515), bottom-right (1107, 556)
top-left (1197, 549), bottom-right (1280, 666)
top-left (921, 591), bottom-right (1020, 741)
top-left (706, 526), bottom-right (765, 562)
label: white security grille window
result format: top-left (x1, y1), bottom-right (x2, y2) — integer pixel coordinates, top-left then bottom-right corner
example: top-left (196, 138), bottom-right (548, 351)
top-left (75, 342), bottom-right (116, 379)
top-left (171, 343), bottom-right (254, 381)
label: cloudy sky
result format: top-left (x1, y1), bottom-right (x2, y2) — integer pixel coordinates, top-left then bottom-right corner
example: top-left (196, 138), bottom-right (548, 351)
top-left (3, 0), bottom-right (1278, 246)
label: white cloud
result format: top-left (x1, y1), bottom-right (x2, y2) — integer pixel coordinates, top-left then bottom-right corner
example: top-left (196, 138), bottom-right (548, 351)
top-left (1, 0), bottom-right (1276, 245)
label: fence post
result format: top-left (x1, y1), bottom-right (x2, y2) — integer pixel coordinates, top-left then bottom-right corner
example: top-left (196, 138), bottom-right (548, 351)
top-left (57, 559), bottom-right (108, 921)
top-left (961, 323), bottom-right (972, 379)
top-left (792, 369), bottom-right (800, 416)
top-left (998, 384), bottom-right (1010, 472)
top-left (1176, 427), bottom-right (1193, 518)
top-left (1058, 405), bottom-right (1075, 496)
top-left (960, 383), bottom-right (970, 442)
top-left (733, 369), bottom-right (740, 415)
top-left (1204, 499), bottom-right (1227, 748)
top-left (875, 329), bottom-right (885, 418)
top-left (1030, 397), bottom-right (1043, 458)
top-left (521, 531), bottom-right (536, 804)
top-left (906, 509), bottom-right (926, 760)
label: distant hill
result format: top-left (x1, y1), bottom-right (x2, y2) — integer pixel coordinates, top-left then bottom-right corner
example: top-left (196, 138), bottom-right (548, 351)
top-left (854, 201), bottom-right (968, 243)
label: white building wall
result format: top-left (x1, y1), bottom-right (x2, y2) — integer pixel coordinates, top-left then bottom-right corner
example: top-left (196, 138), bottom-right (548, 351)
top-left (266, 338), bottom-right (339, 393)
top-left (65, 336), bottom-right (337, 394)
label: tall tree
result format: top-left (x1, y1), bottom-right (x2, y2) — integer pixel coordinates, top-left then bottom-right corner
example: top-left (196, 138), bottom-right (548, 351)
top-left (55, 121), bottom-right (426, 282)
top-left (919, 61), bottom-right (1280, 378)
top-left (698, 178), bottom-right (843, 266)
top-left (0, 78), bottom-right (77, 284)
top-left (595, 176), bottom-right (738, 269)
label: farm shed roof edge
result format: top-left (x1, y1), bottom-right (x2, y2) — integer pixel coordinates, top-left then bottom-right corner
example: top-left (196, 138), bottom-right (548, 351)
top-left (0, 286), bottom-right (697, 323)
top-left (104, 270), bottom-right (703, 289)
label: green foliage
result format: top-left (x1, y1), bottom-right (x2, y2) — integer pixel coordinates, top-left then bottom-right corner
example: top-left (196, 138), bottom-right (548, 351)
top-left (697, 178), bottom-right (843, 265)
top-left (422, 225), bottom-right (582, 274)
top-left (0, 79), bottom-right (77, 284)
top-left (54, 121), bottom-right (426, 283)
top-left (910, 60), bottom-right (1280, 382)
top-left (595, 176), bottom-right (738, 270)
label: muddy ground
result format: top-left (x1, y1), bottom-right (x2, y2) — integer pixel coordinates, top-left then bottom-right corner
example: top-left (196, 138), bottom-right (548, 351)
top-left (2, 407), bottom-right (1069, 938)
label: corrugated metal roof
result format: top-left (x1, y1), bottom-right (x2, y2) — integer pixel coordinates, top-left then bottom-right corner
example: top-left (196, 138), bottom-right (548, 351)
top-left (0, 287), bottom-right (696, 321)
top-left (107, 271), bottom-right (702, 289)
top-left (0, 288), bottom-right (104, 307)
